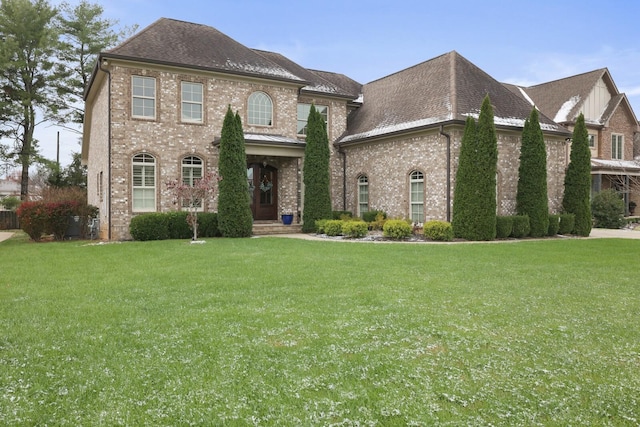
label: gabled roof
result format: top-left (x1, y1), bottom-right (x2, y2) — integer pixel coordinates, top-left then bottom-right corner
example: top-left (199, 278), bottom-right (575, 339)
top-left (340, 51), bottom-right (566, 144)
top-left (253, 49), bottom-right (361, 99)
top-left (104, 18), bottom-right (306, 84)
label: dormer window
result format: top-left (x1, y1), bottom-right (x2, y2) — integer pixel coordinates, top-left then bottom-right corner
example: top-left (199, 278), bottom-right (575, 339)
top-left (248, 91), bottom-right (273, 126)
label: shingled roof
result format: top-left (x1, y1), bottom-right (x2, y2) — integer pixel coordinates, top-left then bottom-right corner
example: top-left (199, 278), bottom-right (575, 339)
top-left (253, 49), bottom-right (361, 99)
top-left (104, 18), bottom-right (306, 84)
top-left (340, 51), bottom-right (566, 144)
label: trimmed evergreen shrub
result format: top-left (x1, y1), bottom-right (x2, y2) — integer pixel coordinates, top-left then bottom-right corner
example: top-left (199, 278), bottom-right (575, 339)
top-left (332, 210), bottom-right (352, 220)
top-left (452, 96), bottom-right (498, 241)
top-left (558, 213), bottom-right (575, 235)
top-left (324, 220), bottom-right (343, 236)
top-left (218, 107), bottom-right (253, 237)
top-left (511, 215), bottom-right (530, 238)
top-left (129, 213), bottom-right (169, 241)
top-left (315, 219), bottom-right (329, 234)
top-left (516, 108), bottom-right (549, 237)
top-left (166, 211), bottom-right (191, 239)
top-left (548, 214), bottom-right (560, 236)
top-left (342, 220), bottom-right (368, 238)
top-left (591, 189), bottom-right (625, 229)
top-left (562, 113), bottom-right (592, 236)
top-left (302, 105), bottom-right (333, 232)
top-left (368, 212), bottom-right (387, 230)
top-left (383, 219), bottom-right (412, 239)
top-left (197, 212), bottom-right (220, 237)
top-left (496, 216), bottom-right (513, 239)
top-left (362, 210), bottom-right (386, 222)
top-left (423, 220), bottom-right (453, 241)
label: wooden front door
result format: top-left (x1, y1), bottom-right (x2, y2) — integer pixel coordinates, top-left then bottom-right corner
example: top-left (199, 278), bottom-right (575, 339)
top-left (247, 163), bottom-right (278, 220)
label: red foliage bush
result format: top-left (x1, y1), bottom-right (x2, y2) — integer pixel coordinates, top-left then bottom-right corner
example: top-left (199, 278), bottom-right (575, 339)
top-left (16, 202), bottom-right (48, 241)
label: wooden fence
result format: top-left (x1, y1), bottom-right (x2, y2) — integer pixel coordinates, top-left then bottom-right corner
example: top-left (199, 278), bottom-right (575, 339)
top-left (0, 211), bottom-right (19, 230)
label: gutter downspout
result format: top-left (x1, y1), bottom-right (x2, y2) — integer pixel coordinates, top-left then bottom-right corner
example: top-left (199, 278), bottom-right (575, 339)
top-left (440, 125), bottom-right (451, 222)
top-left (99, 58), bottom-right (112, 240)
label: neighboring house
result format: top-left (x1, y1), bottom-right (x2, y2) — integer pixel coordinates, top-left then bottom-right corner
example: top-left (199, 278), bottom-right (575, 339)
top-left (0, 179), bottom-right (20, 201)
top-left (83, 18), bottom-right (575, 240)
top-left (506, 69), bottom-right (640, 214)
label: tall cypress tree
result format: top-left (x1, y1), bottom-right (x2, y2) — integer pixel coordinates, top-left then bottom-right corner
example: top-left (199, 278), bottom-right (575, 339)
top-left (562, 113), bottom-right (592, 236)
top-left (453, 96), bottom-right (497, 240)
top-left (516, 108), bottom-right (549, 237)
top-left (452, 116), bottom-right (477, 238)
top-left (217, 106), bottom-right (253, 237)
top-left (302, 104), bottom-right (332, 232)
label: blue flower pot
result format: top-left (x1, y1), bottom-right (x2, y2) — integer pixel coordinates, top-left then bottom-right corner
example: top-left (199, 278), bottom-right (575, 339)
top-left (281, 214), bottom-right (293, 225)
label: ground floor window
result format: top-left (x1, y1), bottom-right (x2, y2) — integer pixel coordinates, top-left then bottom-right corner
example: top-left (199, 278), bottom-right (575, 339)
top-left (358, 175), bottom-right (369, 217)
top-left (182, 156), bottom-right (203, 208)
top-left (132, 153), bottom-right (156, 211)
top-left (410, 170), bottom-right (424, 223)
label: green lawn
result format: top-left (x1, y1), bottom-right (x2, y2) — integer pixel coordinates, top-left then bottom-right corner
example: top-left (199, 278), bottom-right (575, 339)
top-left (1, 233), bottom-right (639, 425)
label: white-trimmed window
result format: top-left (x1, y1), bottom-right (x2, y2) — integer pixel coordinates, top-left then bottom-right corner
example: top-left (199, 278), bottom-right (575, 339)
top-left (132, 153), bottom-right (156, 211)
top-left (132, 76), bottom-right (155, 118)
top-left (410, 170), bottom-right (424, 223)
top-left (588, 134), bottom-right (596, 148)
top-left (248, 91), bottom-right (273, 126)
top-left (297, 104), bottom-right (328, 136)
top-left (181, 82), bottom-right (203, 123)
top-left (182, 156), bottom-right (203, 208)
top-left (611, 134), bottom-right (624, 160)
top-left (97, 171), bottom-right (103, 202)
top-left (358, 175), bottom-right (369, 217)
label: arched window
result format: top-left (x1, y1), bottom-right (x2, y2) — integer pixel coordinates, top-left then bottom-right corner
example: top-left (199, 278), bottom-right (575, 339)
top-left (358, 175), bottom-right (369, 217)
top-left (248, 91), bottom-right (273, 126)
top-left (409, 170), bottom-right (424, 223)
top-left (132, 153), bottom-right (156, 211)
top-left (182, 156), bottom-right (203, 208)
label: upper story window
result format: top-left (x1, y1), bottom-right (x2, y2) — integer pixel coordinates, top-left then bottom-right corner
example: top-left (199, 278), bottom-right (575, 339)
top-left (357, 175), bottom-right (369, 217)
top-left (588, 134), bottom-right (595, 148)
top-left (132, 153), bottom-right (156, 211)
top-left (132, 76), bottom-right (156, 119)
top-left (409, 170), bottom-right (424, 224)
top-left (181, 82), bottom-right (203, 123)
top-left (611, 134), bottom-right (624, 160)
top-left (248, 91), bottom-right (273, 126)
top-left (297, 104), bottom-right (328, 136)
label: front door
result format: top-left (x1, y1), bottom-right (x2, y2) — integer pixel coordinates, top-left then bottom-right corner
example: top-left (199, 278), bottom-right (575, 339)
top-left (247, 163), bottom-right (278, 220)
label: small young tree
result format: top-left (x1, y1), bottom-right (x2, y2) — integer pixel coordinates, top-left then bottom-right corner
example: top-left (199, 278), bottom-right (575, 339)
top-left (516, 108), bottom-right (549, 237)
top-left (217, 106), bottom-right (252, 237)
top-left (562, 113), bottom-right (592, 236)
top-left (302, 104), bottom-right (332, 232)
top-left (166, 172), bottom-right (220, 241)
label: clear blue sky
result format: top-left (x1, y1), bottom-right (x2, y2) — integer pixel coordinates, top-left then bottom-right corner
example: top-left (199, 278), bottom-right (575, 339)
top-left (44, 0), bottom-right (640, 166)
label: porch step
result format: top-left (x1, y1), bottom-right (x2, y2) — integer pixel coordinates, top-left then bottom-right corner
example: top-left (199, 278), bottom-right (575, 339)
top-left (252, 221), bottom-right (303, 235)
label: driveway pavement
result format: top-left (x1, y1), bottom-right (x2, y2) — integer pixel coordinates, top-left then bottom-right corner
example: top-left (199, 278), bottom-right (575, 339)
top-left (0, 231), bottom-right (13, 243)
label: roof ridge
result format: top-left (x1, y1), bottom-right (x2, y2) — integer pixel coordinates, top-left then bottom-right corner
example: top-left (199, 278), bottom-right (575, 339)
top-left (526, 68), bottom-right (607, 89)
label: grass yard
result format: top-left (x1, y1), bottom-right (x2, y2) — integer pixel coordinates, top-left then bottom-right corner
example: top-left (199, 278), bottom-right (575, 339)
top-left (1, 233), bottom-right (639, 426)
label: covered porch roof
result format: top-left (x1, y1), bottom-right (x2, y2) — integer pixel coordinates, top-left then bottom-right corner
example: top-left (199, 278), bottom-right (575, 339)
top-left (213, 133), bottom-right (305, 158)
top-left (591, 158), bottom-right (640, 176)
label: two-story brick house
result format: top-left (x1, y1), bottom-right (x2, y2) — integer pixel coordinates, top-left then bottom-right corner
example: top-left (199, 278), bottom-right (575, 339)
top-left (506, 69), bottom-right (640, 214)
top-left (83, 18), bottom-right (576, 240)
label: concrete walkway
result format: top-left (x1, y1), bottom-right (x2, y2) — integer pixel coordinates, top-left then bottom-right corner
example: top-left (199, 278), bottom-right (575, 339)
top-left (0, 231), bottom-right (14, 243)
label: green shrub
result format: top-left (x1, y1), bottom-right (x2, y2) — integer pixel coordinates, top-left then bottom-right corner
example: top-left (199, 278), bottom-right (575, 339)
top-left (496, 216), bottom-right (514, 239)
top-left (129, 213), bottom-right (169, 241)
top-left (332, 210), bottom-right (352, 220)
top-left (548, 214), bottom-right (560, 236)
top-left (1, 196), bottom-right (20, 211)
top-left (423, 220), bottom-right (453, 241)
top-left (362, 210), bottom-right (386, 222)
top-left (383, 219), bottom-right (412, 239)
top-left (16, 201), bottom-right (47, 241)
top-left (558, 213), bottom-right (575, 235)
top-left (591, 189), bottom-right (625, 229)
top-left (511, 215), bottom-right (530, 238)
top-left (341, 220), bottom-right (368, 238)
top-left (198, 213), bottom-right (220, 237)
top-left (166, 211), bottom-right (191, 239)
top-left (368, 212), bottom-right (387, 230)
top-left (324, 220), bottom-right (343, 236)
top-left (315, 219), bottom-right (329, 234)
